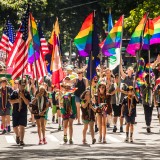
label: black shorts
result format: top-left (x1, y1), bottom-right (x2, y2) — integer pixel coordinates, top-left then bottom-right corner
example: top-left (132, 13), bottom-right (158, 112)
top-left (12, 115), bottom-right (27, 127)
top-left (124, 115), bottom-right (135, 124)
top-left (112, 104), bottom-right (122, 117)
top-left (34, 115), bottom-right (45, 120)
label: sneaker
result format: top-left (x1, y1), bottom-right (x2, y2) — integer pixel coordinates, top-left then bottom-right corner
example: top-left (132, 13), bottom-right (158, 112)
top-left (82, 139), bottom-right (87, 144)
top-left (103, 139), bottom-right (107, 144)
top-left (63, 135), bottom-right (68, 143)
top-left (7, 126), bottom-right (11, 132)
top-left (98, 137), bottom-right (102, 143)
top-left (20, 141), bottom-right (25, 146)
top-left (107, 123), bottom-right (110, 128)
top-left (43, 138), bottom-right (47, 144)
top-left (52, 116), bottom-right (55, 123)
top-left (69, 139), bottom-right (73, 144)
top-left (95, 126), bottom-right (99, 132)
top-left (92, 138), bottom-right (96, 144)
top-left (2, 129), bottom-right (6, 134)
top-left (120, 126), bottom-right (123, 133)
top-left (1, 124), bottom-right (3, 130)
top-left (16, 136), bottom-right (20, 144)
top-left (130, 137), bottom-right (133, 143)
top-left (113, 126), bottom-right (117, 132)
top-left (58, 126), bottom-right (61, 131)
top-left (39, 139), bottom-right (43, 145)
top-left (147, 128), bottom-right (151, 133)
top-left (125, 137), bottom-right (129, 142)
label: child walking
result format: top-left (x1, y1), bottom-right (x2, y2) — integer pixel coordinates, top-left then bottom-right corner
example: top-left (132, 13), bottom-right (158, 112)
top-left (81, 90), bottom-right (96, 144)
top-left (121, 86), bottom-right (139, 143)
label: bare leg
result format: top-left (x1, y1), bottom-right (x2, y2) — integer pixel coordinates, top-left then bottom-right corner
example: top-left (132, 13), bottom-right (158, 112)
top-left (76, 102), bottom-right (81, 123)
top-left (97, 114), bottom-right (102, 141)
top-left (36, 119), bottom-right (41, 140)
top-left (40, 118), bottom-right (46, 139)
top-left (19, 125), bottom-right (25, 142)
top-left (83, 123), bottom-right (88, 143)
top-left (89, 121), bottom-right (95, 140)
top-left (69, 118), bottom-right (74, 140)
top-left (63, 119), bottom-right (69, 136)
top-left (102, 115), bottom-right (107, 142)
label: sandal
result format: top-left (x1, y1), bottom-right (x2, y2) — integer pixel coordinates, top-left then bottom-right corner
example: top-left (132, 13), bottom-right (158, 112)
top-left (43, 138), bottom-right (47, 144)
top-left (125, 137), bottom-right (129, 142)
top-left (103, 139), bottom-right (107, 144)
top-left (20, 141), bottom-right (25, 146)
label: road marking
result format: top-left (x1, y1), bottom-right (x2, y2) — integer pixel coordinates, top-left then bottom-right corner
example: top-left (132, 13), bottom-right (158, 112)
top-left (46, 135), bottom-right (59, 142)
top-left (106, 135), bottom-right (122, 143)
top-left (5, 136), bottom-right (16, 144)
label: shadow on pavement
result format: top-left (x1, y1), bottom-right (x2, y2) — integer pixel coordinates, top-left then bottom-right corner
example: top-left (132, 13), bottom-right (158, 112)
top-left (1, 146), bottom-right (160, 160)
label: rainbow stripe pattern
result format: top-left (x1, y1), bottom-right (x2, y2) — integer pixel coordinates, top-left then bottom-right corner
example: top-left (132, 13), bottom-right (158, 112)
top-left (74, 13), bottom-right (93, 57)
top-left (28, 13), bottom-right (40, 63)
top-left (143, 19), bottom-right (154, 50)
top-left (150, 16), bottom-right (160, 45)
top-left (126, 14), bottom-right (147, 56)
top-left (102, 16), bottom-right (123, 56)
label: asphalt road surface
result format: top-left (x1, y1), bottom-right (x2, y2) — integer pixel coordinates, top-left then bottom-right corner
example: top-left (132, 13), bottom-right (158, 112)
top-left (0, 104), bottom-right (160, 160)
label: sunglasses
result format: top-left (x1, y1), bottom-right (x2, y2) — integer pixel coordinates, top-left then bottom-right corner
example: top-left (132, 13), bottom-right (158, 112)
top-left (77, 72), bottom-right (82, 74)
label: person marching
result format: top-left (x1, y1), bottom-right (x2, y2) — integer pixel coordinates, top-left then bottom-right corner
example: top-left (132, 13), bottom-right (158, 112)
top-left (141, 74), bottom-right (154, 133)
top-left (110, 74), bottom-right (126, 132)
top-left (81, 90), bottom-right (96, 144)
top-left (60, 83), bottom-right (77, 144)
top-left (30, 85), bottom-right (49, 145)
top-left (9, 79), bottom-right (31, 146)
top-left (154, 83), bottom-right (160, 132)
top-left (95, 82), bottom-right (108, 143)
top-left (72, 69), bottom-right (88, 124)
top-left (0, 77), bottom-right (13, 134)
top-left (121, 86), bottom-right (139, 143)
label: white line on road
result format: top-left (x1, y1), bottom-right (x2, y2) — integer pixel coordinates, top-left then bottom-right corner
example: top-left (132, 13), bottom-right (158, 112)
top-left (106, 135), bottom-right (122, 143)
top-left (5, 136), bottom-right (16, 144)
top-left (46, 135), bottom-right (59, 142)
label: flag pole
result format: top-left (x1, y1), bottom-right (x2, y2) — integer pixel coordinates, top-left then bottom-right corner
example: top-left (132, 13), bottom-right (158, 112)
top-left (117, 15), bottom-right (124, 104)
top-left (21, 4), bottom-right (29, 83)
top-left (90, 11), bottom-right (96, 99)
top-left (29, 13), bottom-right (39, 90)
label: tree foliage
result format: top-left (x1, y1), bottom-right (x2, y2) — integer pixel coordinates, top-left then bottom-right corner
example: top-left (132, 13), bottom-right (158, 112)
top-left (0, 0), bottom-right (160, 54)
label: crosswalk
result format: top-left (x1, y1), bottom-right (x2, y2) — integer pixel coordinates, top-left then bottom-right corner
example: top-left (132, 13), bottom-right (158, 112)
top-left (1, 130), bottom-right (159, 149)
top-left (0, 106), bottom-right (160, 150)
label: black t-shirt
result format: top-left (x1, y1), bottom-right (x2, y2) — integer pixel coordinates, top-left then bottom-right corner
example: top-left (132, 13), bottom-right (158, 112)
top-left (74, 79), bottom-right (86, 97)
top-left (122, 96), bottom-right (137, 117)
top-left (10, 90), bottom-right (31, 116)
top-left (123, 75), bottom-right (134, 87)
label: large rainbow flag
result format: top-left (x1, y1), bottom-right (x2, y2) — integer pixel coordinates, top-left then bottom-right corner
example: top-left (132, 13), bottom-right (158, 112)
top-left (150, 16), bottom-right (160, 45)
top-left (126, 14), bottom-right (147, 56)
top-left (74, 13), bottom-right (93, 57)
top-left (102, 16), bottom-right (123, 56)
top-left (142, 19), bottom-right (154, 50)
top-left (28, 13), bottom-right (40, 63)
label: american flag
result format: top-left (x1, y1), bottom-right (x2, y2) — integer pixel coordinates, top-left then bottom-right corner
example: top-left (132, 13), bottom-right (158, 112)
top-left (26, 22), bottom-right (48, 81)
top-left (10, 6), bottom-right (30, 80)
top-left (0, 20), bottom-right (16, 54)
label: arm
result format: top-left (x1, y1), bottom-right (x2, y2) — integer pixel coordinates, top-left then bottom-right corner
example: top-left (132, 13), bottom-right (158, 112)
top-left (89, 103), bottom-right (97, 112)
top-left (19, 92), bottom-right (30, 106)
top-left (9, 99), bottom-right (20, 105)
top-left (81, 100), bottom-right (90, 109)
top-left (152, 55), bottom-right (160, 69)
top-left (120, 64), bottom-right (126, 80)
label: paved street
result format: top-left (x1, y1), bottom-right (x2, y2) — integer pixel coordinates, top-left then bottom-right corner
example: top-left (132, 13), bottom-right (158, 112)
top-left (0, 105), bottom-right (160, 160)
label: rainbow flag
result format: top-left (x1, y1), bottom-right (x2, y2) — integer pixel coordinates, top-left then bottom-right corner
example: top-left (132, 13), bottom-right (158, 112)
top-left (102, 16), bottom-right (123, 56)
top-left (126, 14), bottom-right (147, 56)
top-left (74, 13), bottom-right (93, 57)
top-left (143, 19), bottom-right (154, 50)
top-left (28, 13), bottom-right (40, 64)
top-left (150, 16), bottom-right (160, 45)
